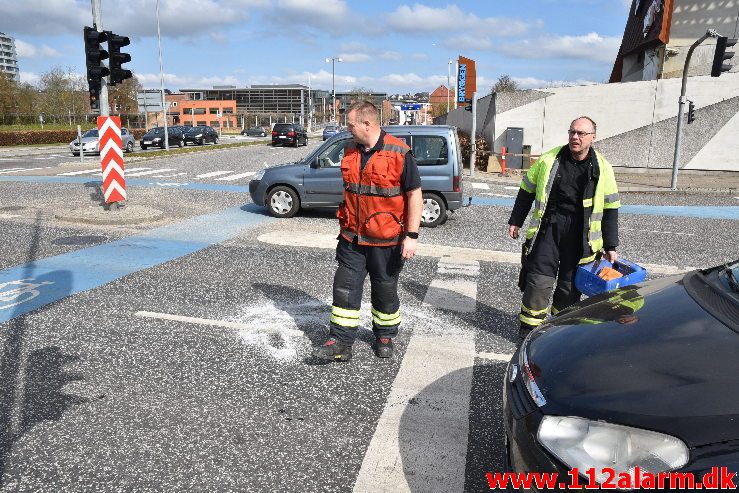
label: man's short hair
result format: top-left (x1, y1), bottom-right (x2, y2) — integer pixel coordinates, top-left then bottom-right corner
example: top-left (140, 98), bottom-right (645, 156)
top-left (348, 101), bottom-right (379, 124)
top-left (571, 116), bottom-right (597, 133)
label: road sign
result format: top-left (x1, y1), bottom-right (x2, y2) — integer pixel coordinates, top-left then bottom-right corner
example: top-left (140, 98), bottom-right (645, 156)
top-left (400, 104), bottom-right (422, 111)
top-left (97, 116), bottom-right (126, 203)
top-left (137, 91), bottom-right (165, 113)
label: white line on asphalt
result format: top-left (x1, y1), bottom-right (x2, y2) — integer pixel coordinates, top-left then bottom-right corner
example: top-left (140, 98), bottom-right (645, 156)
top-left (256, 231), bottom-right (693, 274)
top-left (355, 257), bottom-right (478, 492)
top-left (477, 352), bottom-right (514, 362)
top-left (470, 182), bottom-right (490, 190)
top-left (481, 192), bottom-right (515, 198)
top-left (0, 213), bottom-right (21, 219)
top-left (126, 168), bottom-right (177, 177)
top-left (423, 257), bottom-right (480, 313)
top-left (134, 311), bottom-right (305, 338)
top-left (0, 167), bottom-right (24, 172)
top-left (57, 168), bottom-right (100, 176)
top-left (504, 186), bottom-right (519, 190)
top-left (195, 170), bottom-right (234, 178)
top-left (214, 171), bottom-right (255, 181)
top-left (147, 173), bottom-right (188, 178)
top-left (620, 227), bottom-right (696, 236)
top-left (33, 156), bottom-right (58, 160)
top-left (0, 167), bottom-right (45, 174)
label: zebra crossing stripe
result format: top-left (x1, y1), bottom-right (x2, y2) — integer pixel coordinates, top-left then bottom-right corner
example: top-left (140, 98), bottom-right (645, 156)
top-left (470, 182), bottom-right (490, 190)
top-left (0, 167), bottom-right (45, 174)
top-left (57, 169), bottom-right (100, 176)
top-left (125, 168), bottom-right (177, 177)
top-left (196, 170), bottom-right (234, 178)
top-left (214, 172), bottom-right (255, 181)
top-left (355, 257), bottom-right (478, 492)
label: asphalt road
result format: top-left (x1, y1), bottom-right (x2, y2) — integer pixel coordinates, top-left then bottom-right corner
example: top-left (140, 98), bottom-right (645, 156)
top-left (0, 142), bottom-right (736, 491)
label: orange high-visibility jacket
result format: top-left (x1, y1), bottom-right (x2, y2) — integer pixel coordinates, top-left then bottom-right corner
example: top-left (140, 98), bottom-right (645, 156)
top-left (338, 134), bottom-right (410, 246)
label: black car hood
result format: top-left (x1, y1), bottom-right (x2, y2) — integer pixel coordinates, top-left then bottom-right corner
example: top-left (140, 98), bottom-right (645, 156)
top-left (528, 274), bottom-right (739, 447)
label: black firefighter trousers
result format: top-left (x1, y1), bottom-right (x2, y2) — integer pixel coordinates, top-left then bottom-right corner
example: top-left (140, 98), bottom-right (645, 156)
top-left (520, 212), bottom-right (584, 332)
top-left (329, 236), bottom-right (405, 345)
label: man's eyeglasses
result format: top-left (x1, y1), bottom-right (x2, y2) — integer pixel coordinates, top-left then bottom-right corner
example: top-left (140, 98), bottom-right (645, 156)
top-left (568, 129), bottom-right (594, 137)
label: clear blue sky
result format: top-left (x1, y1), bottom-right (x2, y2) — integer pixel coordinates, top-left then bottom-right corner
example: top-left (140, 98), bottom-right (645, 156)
top-left (3, 0), bottom-right (631, 94)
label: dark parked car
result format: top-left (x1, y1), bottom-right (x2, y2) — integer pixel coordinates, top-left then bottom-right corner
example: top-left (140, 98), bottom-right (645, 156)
top-left (503, 261), bottom-right (739, 491)
top-left (322, 124), bottom-right (342, 141)
top-left (272, 123), bottom-right (307, 147)
top-left (250, 125), bottom-right (465, 227)
top-left (184, 126), bottom-right (218, 146)
top-left (242, 127), bottom-right (267, 137)
top-left (140, 126), bottom-right (184, 150)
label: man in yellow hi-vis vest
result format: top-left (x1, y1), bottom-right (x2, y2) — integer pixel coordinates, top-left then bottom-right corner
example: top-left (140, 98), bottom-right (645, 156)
top-left (507, 116), bottom-right (621, 340)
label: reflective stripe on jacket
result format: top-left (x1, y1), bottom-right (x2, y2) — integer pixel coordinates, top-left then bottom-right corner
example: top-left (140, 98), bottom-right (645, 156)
top-left (520, 145), bottom-right (620, 264)
top-left (338, 134), bottom-right (410, 246)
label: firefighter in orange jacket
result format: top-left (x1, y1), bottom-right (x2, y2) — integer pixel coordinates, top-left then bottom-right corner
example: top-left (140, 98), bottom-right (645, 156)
top-left (312, 101), bottom-right (423, 362)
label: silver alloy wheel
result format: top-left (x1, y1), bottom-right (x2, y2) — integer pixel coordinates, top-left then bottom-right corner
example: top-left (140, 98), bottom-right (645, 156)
top-left (270, 190), bottom-right (293, 215)
top-left (422, 197), bottom-right (441, 223)
top-left (126, 141), bottom-right (134, 153)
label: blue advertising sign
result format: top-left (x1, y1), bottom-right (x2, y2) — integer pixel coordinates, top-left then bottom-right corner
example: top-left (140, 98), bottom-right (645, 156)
top-left (457, 63), bottom-right (467, 103)
top-left (400, 104), bottom-right (422, 110)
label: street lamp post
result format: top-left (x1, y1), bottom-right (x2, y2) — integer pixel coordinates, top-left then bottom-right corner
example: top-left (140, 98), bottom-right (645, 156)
top-left (447, 60), bottom-right (452, 113)
top-left (156, 0), bottom-right (169, 151)
top-left (326, 56), bottom-right (342, 122)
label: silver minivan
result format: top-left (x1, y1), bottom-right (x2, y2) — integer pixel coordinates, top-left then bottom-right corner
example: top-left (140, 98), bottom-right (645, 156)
top-left (249, 125), bottom-right (465, 227)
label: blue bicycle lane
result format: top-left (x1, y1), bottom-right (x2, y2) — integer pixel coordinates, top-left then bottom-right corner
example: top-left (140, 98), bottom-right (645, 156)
top-left (0, 176), bottom-right (738, 325)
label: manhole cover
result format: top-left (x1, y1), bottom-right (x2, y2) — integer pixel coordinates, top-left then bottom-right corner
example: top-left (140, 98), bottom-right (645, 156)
top-left (0, 206), bottom-right (24, 212)
top-left (52, 235), bottom-right (108, 246)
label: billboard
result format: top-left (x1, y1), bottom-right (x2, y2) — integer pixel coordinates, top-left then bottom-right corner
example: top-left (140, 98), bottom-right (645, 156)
top-left (457, 56), bottom-right (477, 105)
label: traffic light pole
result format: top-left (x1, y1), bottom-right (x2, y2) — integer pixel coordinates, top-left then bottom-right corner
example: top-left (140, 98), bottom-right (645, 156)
top-left (671, 29), bottom-right (716, 190)
top-left (90, 0), bottom-right (109, 117)
top-left (469, 92), bottom-right (476, 178)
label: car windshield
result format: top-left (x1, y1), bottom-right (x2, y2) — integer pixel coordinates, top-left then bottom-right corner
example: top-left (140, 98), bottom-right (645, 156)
top-left (185, 127), bottom-right (203, 134)
top-left (274, 124), bottom-right (292, 131)
top-left (149, 127), bottom-right (164, 135)
top-left (82, 129), bottom-right (98, 138)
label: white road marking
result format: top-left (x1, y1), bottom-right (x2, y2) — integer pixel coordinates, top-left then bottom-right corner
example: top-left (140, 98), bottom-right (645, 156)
top-left (481, 192), bottom-right (515, 198)
top-left (470, 182), bottom-right (490, 190)
top-left (0, 167), bottom-right (45, 174)
top-left (0, 213), bottom-right (21, 219)
top-left (0, 167), bottom-right (24, 172)
top-left (477, 352), bottom-right (514, 362)
top-left (135, 310), bottom-right (305, 338)
top-left (147, 173), bottom-right (187, 178)
top-left (504, 186), bottom-right (519, 190)
top-left (151, 182), bottom-right (189, 187)
top-left (57, 169), bottom-right (100, 176)
top-left (195, 170), bottom-right (234, 178)
top-left (423, 257), bottom-right (480, 313)
top-left (126, 168), bottom-right (177, 177)
top-left (256, 231), bottom-right (693, 274)
top-left (214, 171), bottom-right (255, 181)
top-left (621, 227), bottom-right (696, 236)
top-left (355, 257), bottom-right (478, 492)
top-left (33, 156), bottom-right (58, 160)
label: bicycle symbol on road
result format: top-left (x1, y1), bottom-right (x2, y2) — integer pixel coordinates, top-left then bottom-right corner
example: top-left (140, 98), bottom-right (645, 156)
top-left (0, 279), bottom-right (54, 310)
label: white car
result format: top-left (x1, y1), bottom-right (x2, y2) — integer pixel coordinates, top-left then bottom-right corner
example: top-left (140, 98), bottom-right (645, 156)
top-left (70, 127), bottom-right (136, 155)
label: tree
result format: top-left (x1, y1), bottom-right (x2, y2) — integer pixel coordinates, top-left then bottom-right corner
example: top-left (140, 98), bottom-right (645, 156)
top-left (348, 86), bottom-right (375, 103)
top-left (492, 74), bottom-right (520, 93)
top-left (108, 74), bottom-right (142, 114)
top-left (37, 66), bottom-right (88, 120)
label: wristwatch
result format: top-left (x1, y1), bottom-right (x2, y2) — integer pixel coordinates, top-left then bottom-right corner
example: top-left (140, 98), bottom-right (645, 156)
top-left (405, 231), bottom-right (419, 239)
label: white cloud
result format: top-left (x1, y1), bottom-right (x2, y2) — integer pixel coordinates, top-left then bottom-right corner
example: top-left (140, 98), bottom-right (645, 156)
top-left (443, 36), bottom-right (493, 51)
top-left (265, 0), bottom-right (356, 35)
top-left (497, 32), bottom-right (621, 64)
top-left (339, 53), bottom-right (371, 63)
top-left (380, 51), bottom-right (402, 61)
top-left (14, 39), bottom-right (61, 59)
top-left (387, 4), bottom-right (534, 37)
top-left (411, 53), bottom-right (429, 61)
top-left (19, 72), bottom-right (41, 85)
top-left (135, 72), bottom-right (245, 90)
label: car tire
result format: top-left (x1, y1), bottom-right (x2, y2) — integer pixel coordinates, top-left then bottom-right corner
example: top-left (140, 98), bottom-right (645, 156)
top-left (213, 136), bottom-right (218, 145)
top-left (178, 139), bottom-right (184, 148)
top-left (126, 141), bottom-right (134, 153)
top-left (267, 186), bottom-right (300, 218)
top-left (421, 192), bottom-right (447, 228)
top-left (141, 144), bottom-right (147, 150)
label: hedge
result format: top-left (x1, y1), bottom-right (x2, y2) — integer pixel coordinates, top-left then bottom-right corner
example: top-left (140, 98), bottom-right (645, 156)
top-left (0, 129), bottom-right (146, 147)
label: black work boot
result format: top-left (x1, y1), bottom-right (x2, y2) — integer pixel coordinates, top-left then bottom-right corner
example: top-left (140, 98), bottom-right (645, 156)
top-left (312, 338), bottom-right (352, 362)
top-left (373, 337), bottom-right (394, 358)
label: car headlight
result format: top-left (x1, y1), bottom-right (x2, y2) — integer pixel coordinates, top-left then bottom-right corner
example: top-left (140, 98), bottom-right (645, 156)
top-left (252, 169), bottom-right (265, 181)
top-left (194, 133), bottom-right (203, 138)
top-left (538, 416), bottom-right (689, 483)
top-left (152, 137), bottom-right (161, 142)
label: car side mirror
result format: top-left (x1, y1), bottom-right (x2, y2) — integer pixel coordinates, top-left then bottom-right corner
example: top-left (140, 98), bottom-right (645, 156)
top-left (310, 159), bottom-right (320, 169)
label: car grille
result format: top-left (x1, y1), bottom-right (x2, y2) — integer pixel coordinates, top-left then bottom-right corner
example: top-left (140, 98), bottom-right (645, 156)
top-left (508, 369), bottom-right (538, 419)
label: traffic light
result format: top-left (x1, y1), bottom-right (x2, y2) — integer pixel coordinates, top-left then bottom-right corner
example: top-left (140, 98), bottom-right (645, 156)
top-left (711, 36), bottom-right (737, 77)
top-left (83, 26), bottom-right (108, 111)
top-left (687, 100), bottom-right (696, 124)
top-left (107, 32), bottom-right (132, 86)
top-left (464, 98), bottom-right (473, 112)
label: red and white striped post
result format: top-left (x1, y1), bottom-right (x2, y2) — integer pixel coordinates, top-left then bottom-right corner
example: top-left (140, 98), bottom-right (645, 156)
top-left (97, 116), bottom-right (126, 205)
top-left (501, 146), bottom-right (507, 175)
